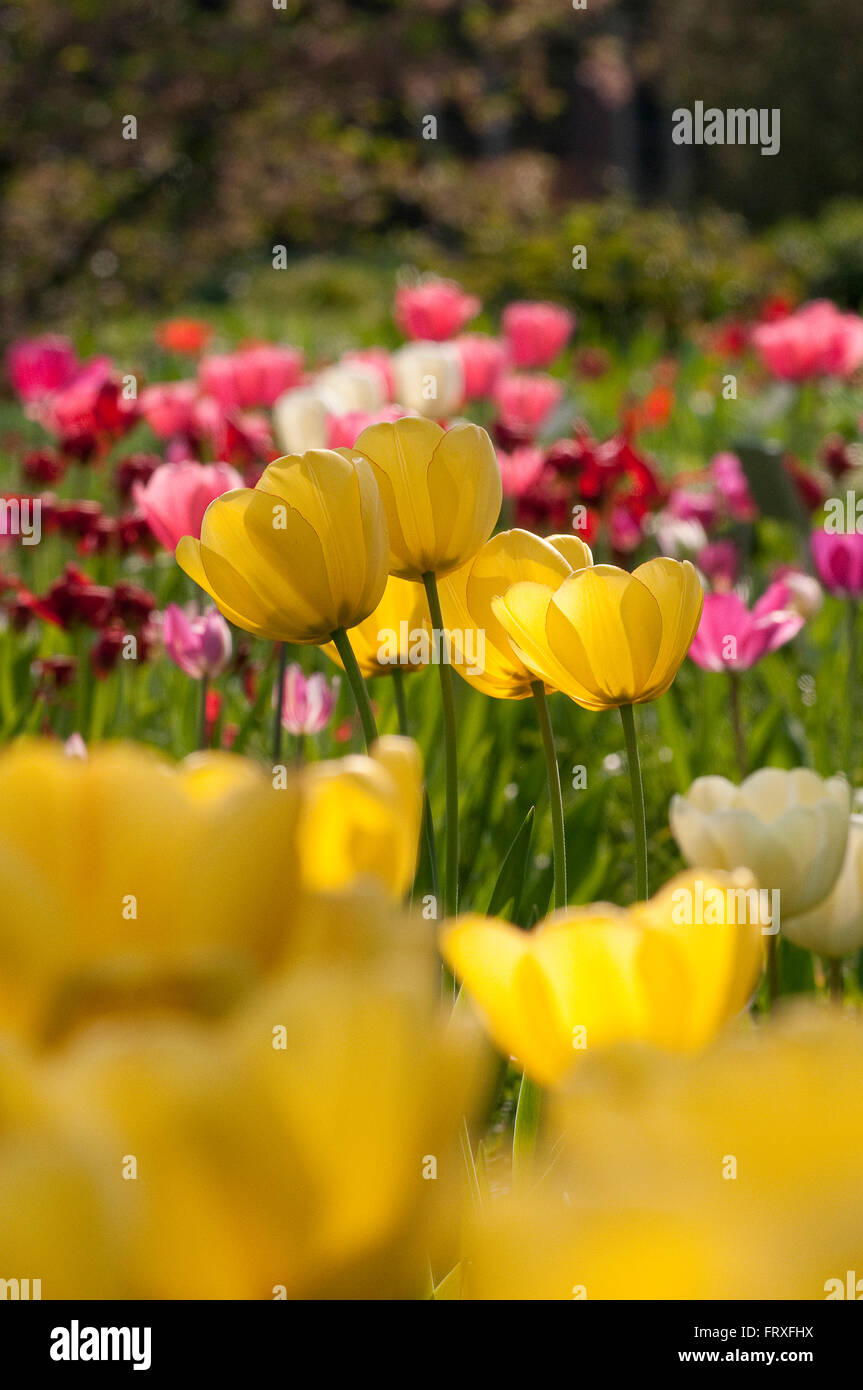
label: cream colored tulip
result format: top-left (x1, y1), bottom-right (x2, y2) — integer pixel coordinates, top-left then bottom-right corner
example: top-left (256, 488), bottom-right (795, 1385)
top-left (391, 341), bottom-right (464, 418)
top-left (783, 815), bottom-right (863, 957)
top-left (670, 768), bottom-right (850, 918)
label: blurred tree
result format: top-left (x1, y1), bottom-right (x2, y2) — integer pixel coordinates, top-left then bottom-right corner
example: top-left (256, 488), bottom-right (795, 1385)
top-left (0, 0), bottom-right (859, 338)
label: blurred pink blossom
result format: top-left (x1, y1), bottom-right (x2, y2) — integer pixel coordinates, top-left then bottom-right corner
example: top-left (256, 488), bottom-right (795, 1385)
top-left (198, 345), bottom-right (303, 411)
top-left (494, 373), bottom-right (563, 436)
top-left (139, 381), bottom-right (199, 439)
top-left (325, 405), bottom-right (415, 450)
top-left (752, 300), bottom-right (863, 380)
top-left (453, 333), bottom-right (508, 400)
top-left (697, 540), bottom-right (740, 590)
top-left (498, 446), bottom-right (545, 499)
top-left (7, 335), bottom-right (80, 403)
top-left (711, 452), bottom-right (756, 521)
top-left (394, 279), bottom-right (480, 341)
top-left (811, 529), bottom-right (863, 597)
top-left (502, 301), bottom-right (575, 368)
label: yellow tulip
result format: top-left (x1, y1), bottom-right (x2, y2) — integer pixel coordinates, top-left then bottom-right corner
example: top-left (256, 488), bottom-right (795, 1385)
top-left (321, 574), bottom-right (432, 679)
top-left (176, 447), bottom-right (389, 643)
top-left (462, 1007), bottom-right (863, 1299)
top-left (440, 870), bottom-right (763, 1086)
top-left (0, 740), bottom-right (301, 1043)
top-left (492, 556), bottom-right (703, 710)
top-left (354, 417), bottom-right (502, 579)
top-left (296, 736), bottom-right (424, 900)
top-left (439, 529), bottom-right (593, 698)
top-left (25, 954), bottom-right (486, 1299)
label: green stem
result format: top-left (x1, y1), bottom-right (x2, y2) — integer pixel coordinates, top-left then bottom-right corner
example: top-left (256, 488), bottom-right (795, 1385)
top-left (392, 666), bottom-right (409, 736)
top-left (198, 674), bottom-right (210, 751)
top-left (422, 571), bottom-right (459, 917)
top-left (828, 956), bottom-right (844, 1004)
top-left (728, 671), bottom-right (747, 782)
top-left (271, 641), bottom-right (287, 765)
top-left (331, 626), bottom-right (378, 750)
top-left (619, 702), bottom-right (648, 901)
top-left (846, 600), bottom-right (858, 781)
top-left (531, 681), bottom-right (567, 909)
top-left (512, 1073), bottom-right (542, 1185)
top-left (394, 666), bottom-right (440, 913)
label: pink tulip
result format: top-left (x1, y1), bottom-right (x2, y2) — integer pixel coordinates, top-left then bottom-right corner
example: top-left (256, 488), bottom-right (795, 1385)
top-left (752, 300), bottom-right (863, 381)
top-left (711, 452), bottom-right (756, 521)
top-left (6, 335), bottom-right (81, 403)
top-left (502, 301), bottom-right (575, 368)
top-left (688, 581), bottom-right (805, 672)
top-left (453, 334), bottom-right (508, 400)
top-left (325, 405), bottom-right (415, 450)
top-left (278, 664), bottom-right (339, 736)
top-left (162, 603), bottom-right (232, 680)
top-left (198, 345), bottom-right (303, 411)
top-left (494, 373), bottom-right (563, 436)
top-left (697, 540), bottom-right (740, 590)
top-left (498, 446), bottom-right (545, 499)
top-left (667, 486), bottom-right (720, 529)
top-left (133, 460), bottom-right (242, 551)
top-left (394, 279), bottom-right (480, 341)
top-left (139, 381), bottom-right (199, 439)
top-left (811, 530), bottom-right (863, 597)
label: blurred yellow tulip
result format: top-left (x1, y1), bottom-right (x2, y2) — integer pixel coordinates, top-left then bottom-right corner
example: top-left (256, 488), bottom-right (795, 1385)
top-left (176, 448), bottom-right (389, 643)
top-left (321, 574), bottom-right (431, 679)
top-left (492, 557), bottom-right (703, 710)
top-left (296, 736), bottom-right (424, 900)
top-left (440, 870), bottom-right (763, 1086)
top-left (354, 417), bottom-right (502, 579)
top-left (22, 953), bottom-right (486, 1299)
top-left (462, 1007), bottom-right (863, 1299)
top-left (0, 741), bottom-right (298, 1043)
top-left (439, 529), bottom-right (593, 698)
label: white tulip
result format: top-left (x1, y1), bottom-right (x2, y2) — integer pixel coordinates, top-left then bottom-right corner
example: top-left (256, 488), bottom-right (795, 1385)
top-left (670, 768), bottom-right (851, 919)
top-left (391, 342), bottom-right (464, 418)
top-left (783, 816), bottom-right (863, 957)
top-left (272, 386), bottom-right (332, 454)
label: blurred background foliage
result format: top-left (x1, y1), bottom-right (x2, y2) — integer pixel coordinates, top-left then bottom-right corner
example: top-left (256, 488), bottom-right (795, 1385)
top-left (2, 0), bottom-right (863, 341)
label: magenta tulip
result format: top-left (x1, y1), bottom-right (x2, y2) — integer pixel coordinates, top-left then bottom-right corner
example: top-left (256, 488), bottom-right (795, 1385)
top-left (688, 581), bottom-right (805, 672)
top-left (811, 530), bottom-right (863, 598)
top-left (6, 334), bottom-right (80, 404)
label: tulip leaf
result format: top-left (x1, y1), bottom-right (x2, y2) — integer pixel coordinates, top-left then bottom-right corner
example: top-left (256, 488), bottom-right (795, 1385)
top-left (487, 805), bottom-right (535, 922)
top-left (734, 443), bottom-right (809, 528)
